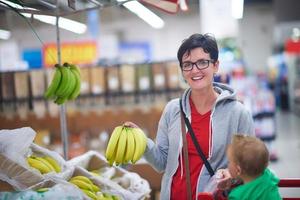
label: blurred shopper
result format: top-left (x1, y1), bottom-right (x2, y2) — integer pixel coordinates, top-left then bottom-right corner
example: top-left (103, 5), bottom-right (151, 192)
top-left (226, 134), bottom-right (281, 200)
top-left (125, 33), bottom-right (254, 200)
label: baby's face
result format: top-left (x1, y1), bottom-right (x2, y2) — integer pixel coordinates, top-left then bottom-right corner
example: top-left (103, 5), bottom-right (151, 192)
top-left (226, 147), bottom-right (240, 178)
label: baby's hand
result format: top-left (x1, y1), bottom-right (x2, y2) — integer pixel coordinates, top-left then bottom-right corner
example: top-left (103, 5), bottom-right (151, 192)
top-left (216, 168), bottom-right (232, 190)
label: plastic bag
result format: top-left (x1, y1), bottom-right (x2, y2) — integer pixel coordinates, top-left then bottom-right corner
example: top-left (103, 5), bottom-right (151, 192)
top-left (0, 183), bottom-right (85, 200)
top-left (0, 127), bottom-right (36, 166)
top-left (0, 127), bottom-right (73, 191)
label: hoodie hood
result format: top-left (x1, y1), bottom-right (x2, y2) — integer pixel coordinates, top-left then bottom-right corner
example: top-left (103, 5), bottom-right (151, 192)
top-left (181, 82), bottom-right (237, 118)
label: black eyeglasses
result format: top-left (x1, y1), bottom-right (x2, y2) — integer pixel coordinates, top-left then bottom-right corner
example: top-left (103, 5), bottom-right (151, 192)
top-left (181, 59), bottom-right (215, 71)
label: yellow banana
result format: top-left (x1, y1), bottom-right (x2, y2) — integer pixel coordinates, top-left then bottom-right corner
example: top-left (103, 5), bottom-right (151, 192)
top-left (70, 176), bottom-right (93, 185)
top-left (44, 65), bottom-right (62, 99)
top-left (43, 156), bottom-right (61, 173)
top-left (69, 179), bottom-right (93, 191)
top-left (81, 189), bottom-right (97, 200)
top-left (131, 128), bottom-right (147, 164)
top-left (114, 128), bottom-right (127, 165)
top-left (33, 156), bottom-right (55, 172)
top-left (70, 176), bottom-right (100, 193)
top-left (124, 128), bottom-right (135, 163)
top-left (27, 157), bottom-right (53, 174)
top-left (105, 126), bottom-right (123, 161)
top-left (36, 187), bottom-right (49, 193)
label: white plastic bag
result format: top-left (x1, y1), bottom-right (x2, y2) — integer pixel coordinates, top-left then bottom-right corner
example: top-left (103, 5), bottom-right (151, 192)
top-left (0, 127), bottom-right (36, 166)
top-left (0, 183), bottom-right (85, 200)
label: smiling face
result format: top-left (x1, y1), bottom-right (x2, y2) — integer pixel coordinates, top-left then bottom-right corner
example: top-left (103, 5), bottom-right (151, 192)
top-left (181, 47), bottom-right (219, 91)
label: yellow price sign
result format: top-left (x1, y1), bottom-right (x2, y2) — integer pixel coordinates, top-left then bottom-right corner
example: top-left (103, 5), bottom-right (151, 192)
top-left (43, 41), bottom-right (97, 67)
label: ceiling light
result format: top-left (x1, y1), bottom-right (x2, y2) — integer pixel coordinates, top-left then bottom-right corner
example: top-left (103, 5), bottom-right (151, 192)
top-left (0, 29), bottom-right (11, 40)
top-left (231, 0), bottom-right (244, 19)
top-left (22, 13), bottom-right (87, 34)
top-left (123, 1), bottom-right (164, 29)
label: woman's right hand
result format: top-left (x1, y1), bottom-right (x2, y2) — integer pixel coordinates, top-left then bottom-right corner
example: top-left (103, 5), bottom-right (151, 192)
top-left (123, 121), bottom-right (139, 128)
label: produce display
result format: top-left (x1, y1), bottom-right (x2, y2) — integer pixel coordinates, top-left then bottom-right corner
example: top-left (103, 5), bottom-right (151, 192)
top-left (105, 126), bottom-right (147, 166)
top-left (44, 62), bottom-right (81, 105)
top-left (0, 128), bottom-right (151, 200)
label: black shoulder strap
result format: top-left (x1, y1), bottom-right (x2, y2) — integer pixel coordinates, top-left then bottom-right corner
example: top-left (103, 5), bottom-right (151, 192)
top-left (179, 98), bottom-right (215, 177)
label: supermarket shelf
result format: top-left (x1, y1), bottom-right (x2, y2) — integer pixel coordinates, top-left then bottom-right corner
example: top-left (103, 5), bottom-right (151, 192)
top-left (0, 88), bottom-right (183, 105)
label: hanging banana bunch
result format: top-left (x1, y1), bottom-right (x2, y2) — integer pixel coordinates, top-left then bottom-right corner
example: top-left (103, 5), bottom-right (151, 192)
top-left (44, 62), bottom-right (81, 105)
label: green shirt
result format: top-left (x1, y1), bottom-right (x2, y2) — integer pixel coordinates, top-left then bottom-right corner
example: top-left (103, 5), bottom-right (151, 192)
top-left (229, 168), bottom-right (282, 200)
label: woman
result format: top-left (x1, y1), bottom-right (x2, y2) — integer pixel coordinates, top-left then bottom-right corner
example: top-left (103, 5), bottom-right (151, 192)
top-left (126, 33), bottom-right (254, 200)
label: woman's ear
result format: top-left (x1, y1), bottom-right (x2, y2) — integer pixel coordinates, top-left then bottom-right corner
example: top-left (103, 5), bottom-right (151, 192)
top-left (213, 60), bottom-right (219, 74)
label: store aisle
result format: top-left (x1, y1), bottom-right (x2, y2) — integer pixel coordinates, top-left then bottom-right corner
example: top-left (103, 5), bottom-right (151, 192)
top-left (269, 111), bottom-right (300, 197)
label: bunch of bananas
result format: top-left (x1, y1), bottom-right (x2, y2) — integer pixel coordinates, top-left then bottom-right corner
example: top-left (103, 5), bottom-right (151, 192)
top-left (105, 126), bottom-right (147, 166)
top-left (27, 155), bottom-right (61, 174)
top-left (44, 62), bottom-right (81, 105)
top-left (69, 176), bottom-right (119, 200)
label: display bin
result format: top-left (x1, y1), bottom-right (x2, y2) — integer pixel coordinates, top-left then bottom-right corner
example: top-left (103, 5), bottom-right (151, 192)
top-left (135, 63), bottom-right (153, 104)
top-left (29, 70), bottom-right (47, 118)
top-left (106, 65), bottom-right (121, 105)
top-left (14, 71), bottom-right (30, 118)
top-left (152, 63), bottom-right (166, 91)
top-left (152, 62), bottom-right (167, 103)
top-left (1, 72), bottom-right (16, 113)
top-left (76, 67), bottom-right (91, 107)
top-left (45, 69), bottom-right (60, 117)
top-left (90, 66), bottom-right (106, 107)
top-left (165, 61), bottom-right (182, 100)
top-left (120, 64), bottom-right (136, 104)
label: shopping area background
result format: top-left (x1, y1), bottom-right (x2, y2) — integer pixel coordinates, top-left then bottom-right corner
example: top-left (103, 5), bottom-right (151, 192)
top-left (0, 0), bottom-right (299, 198)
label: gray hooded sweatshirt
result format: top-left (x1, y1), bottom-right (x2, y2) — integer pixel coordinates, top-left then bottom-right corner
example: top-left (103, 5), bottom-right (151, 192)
top-left (144, 82), bottom-right (254, 200)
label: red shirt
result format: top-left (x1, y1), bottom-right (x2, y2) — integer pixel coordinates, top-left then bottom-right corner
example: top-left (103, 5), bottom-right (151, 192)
top-left (171, 99), bottom-right (211, 200)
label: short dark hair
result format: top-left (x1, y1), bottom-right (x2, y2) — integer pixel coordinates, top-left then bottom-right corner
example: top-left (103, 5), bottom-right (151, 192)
top-left (229, 135), bottom-right (269, 177)
top-left (177, 33), bottom-right (219, 68)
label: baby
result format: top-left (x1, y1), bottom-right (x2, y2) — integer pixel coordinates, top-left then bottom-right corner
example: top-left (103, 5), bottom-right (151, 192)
top-left (226, 134), bottom-right (282, 200)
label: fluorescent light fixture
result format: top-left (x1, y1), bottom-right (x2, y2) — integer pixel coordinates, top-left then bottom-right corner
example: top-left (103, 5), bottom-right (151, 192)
top-left (231, 0), bottom-right (244, 19)
top-left (0, 29), bottom-right (11, 40)
top-left (0, 0), bottom-right (37, 10)
top-left (123, 1), bottom-right (164, 29)
top-left (22, 13), bottom-right (87, 34)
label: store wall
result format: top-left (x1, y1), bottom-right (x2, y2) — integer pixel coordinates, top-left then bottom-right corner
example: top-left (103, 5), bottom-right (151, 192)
top-left (237, 4), bottom-right (275, 72)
